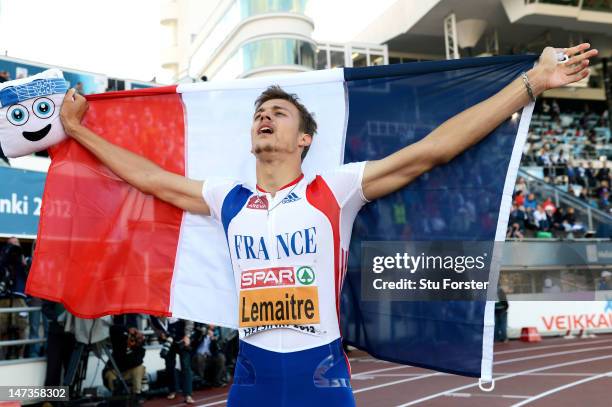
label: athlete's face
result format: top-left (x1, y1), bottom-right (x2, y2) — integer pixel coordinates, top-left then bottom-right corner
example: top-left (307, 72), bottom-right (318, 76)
top-left (250, 98), bottom-right (311, 160)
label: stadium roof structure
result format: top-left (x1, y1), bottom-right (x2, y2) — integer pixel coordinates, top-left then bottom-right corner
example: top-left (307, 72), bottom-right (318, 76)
top-left (355, 0), bottom-right (612, 59)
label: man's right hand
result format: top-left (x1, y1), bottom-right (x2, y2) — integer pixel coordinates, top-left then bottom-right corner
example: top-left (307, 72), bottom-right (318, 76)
top-left (60, 88), bottom-right (89, 135)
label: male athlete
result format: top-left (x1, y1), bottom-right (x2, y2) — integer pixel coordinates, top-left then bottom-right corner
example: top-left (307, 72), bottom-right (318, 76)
top-left (59, 44), bottom-right (595, 406)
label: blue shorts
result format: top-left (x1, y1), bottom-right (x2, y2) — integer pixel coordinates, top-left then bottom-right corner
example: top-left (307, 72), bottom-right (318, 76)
top-left (227, 338), bottom-right (355, 407)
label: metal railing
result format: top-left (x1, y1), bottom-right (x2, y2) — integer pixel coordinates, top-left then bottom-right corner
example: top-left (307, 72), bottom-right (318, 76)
top-left (0, 306), bottom-right (46, 351)
top-left (0, 307), bottom-right (161, 363)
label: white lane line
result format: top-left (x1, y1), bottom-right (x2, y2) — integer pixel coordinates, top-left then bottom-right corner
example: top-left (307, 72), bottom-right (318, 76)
top-left (169, 392), bottom-right (227, 407)
top-left (197, 342), bottom-right (612, 405)
top-left (495, 339), bottom-right (612, 355)
top-left (350, 344), bottom-right (612, 396)
top-left (448, 392), bottom-right (530, 399)
top-left (349, 356), bottom-right (390, 363)
top-left (494, 372), bottom-right (601, 377)
top-left (353, 372), bottom-right (441, 394)
top-left (198, 400), bottom-right (227, 407)
top-left (510, 371), bottom-right (612, 407)
top-left (352, 365), bottom-right (414, 377)
top-left (354, 373), bottom-right (432, 379)
top-left (495, 345), bottom-right (612, 365)
top-left (395, 354), bottom-right (612, 406)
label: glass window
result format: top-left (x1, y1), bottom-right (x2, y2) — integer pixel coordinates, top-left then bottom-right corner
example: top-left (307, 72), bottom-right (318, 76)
top-left (240, 0), bottom-right (307, 18)
top-left (217, 38), bottom-right (316, 78)
top-left (352, 53), bottom-right (367, 68)
top-left (190, 0), bottom-right (309, 77)
top-left (371, 55), bottom-right (385, 66)
top-left (330, 51), bottom-right (344, 68)
top-left (582, 0), bottom-right (612, 12)
top-left (190, 1), bottom-right (240, 77)
top-left (538, 0), bottom-right (579, 5)
top-left (389, 57), bottom-right (402, 65)
top-left (315, 49), bottom-right (327, 70)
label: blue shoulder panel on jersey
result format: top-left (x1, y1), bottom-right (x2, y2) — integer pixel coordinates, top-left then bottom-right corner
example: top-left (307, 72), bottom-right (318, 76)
top-left (220, 185), bottom-right (252, 238)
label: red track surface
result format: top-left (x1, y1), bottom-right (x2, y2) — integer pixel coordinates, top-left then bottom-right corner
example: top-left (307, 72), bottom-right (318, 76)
top-left (145, 334), bottom-right (612, 407)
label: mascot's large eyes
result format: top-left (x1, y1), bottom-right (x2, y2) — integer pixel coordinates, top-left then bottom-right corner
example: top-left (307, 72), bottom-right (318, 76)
top-left (33, 97), bottom-right (55, 119)
top-left (7, 104), bottom-right (29, 126)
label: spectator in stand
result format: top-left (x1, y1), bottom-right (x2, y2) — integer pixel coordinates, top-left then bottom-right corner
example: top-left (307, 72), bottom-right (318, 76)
top-left (0, 238), bottom-right (29, 360)
top-left (506, 205), bottom-right (527, 239)
top-left (575, 165), bottom-right (586, 187)
top-left (551, 207), bottom-right (565, 232)
top-left (586, 162), bottom-right (597, 189)
top-left (599, 191), bottom-right (610, 212)
top-left (596, 179), bottom-right (609, 199)
top-left (533, 204), bottom-right (550, 231)
top-left (598, 271), bottom-right (611, 290)
top-left (513, 190), bottom-right (525, 207)
top-left (563, 207), bottom-right (581, 230)
top-left (551, 99), bottom-right (560, 119)
top-left (541, 196), bottom-right (556, 213)
top-left (0, 71), bottom-right (10, 83)
top-left (515, 177), bottom-right (527, 194)
top-left (567, 165), bottom-right (576, 185)
top-left (596, 162), bottom-right (609, 183)
top-left (524, 192), bottom-right (537, 211)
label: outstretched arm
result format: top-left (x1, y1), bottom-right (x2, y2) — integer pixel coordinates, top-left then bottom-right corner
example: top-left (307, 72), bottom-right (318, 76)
top-left (361, 44), bottom-right (597, 201)
top-left (59, 89), bottom-right (210, 215)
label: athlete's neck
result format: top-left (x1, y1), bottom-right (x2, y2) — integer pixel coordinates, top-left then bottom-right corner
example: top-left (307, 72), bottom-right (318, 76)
top-left (256, 156), bottom-right (302, 196)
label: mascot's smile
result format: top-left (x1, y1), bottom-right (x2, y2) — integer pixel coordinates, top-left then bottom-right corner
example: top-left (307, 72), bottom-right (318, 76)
top-left (22, 123), bottom-right (52, 142)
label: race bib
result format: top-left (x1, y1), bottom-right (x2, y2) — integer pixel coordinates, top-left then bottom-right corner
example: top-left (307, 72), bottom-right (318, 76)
top-left (238, 266), bottom-right (322, 337)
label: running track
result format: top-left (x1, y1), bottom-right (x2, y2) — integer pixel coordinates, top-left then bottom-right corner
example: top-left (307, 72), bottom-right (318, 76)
top-left (146, 334), bottom-right (612, 407)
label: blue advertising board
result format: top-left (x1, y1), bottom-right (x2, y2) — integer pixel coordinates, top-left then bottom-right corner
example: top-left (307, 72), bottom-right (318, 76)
top-left (0, 166), bottom-right (46, 238)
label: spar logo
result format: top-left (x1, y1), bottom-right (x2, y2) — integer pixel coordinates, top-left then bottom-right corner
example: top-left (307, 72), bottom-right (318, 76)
top-left (296, 266), bottom-right (315, 285)
top-left (241, 267), bottom-right (295, 289)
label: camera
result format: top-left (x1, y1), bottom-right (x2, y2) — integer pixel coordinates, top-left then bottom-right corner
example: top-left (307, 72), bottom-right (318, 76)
top-left (159, 336), bottom-right (174, 358)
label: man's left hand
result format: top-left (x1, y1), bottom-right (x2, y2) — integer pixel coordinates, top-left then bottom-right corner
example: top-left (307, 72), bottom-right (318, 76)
top-left (536, 43), bottom-right (598, 92)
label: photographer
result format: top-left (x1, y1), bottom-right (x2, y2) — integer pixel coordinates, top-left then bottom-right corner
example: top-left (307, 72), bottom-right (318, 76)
top-left (152, 317), bottom-right (194, 404)
top-left (192, 324), bottom-right (226, 387)
top-left (103, 324), bottom-right (146, 395)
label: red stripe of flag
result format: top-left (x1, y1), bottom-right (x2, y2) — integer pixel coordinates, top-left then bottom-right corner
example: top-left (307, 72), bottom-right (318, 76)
top-left (26, 88), bottom-right (185, 318)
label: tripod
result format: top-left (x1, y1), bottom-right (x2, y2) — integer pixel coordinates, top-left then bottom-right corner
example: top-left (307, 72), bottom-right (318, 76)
top-left (63, 319), bottom-right (130, 401)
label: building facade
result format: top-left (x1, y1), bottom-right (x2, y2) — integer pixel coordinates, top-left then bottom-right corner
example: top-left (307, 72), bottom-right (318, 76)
top-left (159, 0), bottom-right (389, 82)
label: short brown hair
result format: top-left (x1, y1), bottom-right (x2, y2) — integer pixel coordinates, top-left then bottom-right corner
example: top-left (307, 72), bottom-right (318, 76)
top-left (254, 85), bottom-right (317, 160)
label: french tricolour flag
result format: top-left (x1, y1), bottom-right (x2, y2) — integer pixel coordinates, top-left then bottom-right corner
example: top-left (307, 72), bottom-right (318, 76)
top-left (26, 55), bottom-right (537, 381)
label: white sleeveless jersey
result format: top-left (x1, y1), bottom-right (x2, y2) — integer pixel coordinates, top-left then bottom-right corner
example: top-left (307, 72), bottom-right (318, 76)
top-left (202, 162), bottom-right (368, 353)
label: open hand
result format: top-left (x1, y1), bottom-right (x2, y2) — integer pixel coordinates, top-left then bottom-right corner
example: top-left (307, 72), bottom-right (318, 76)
top-left (537, 43), bottom-right (598, 91)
